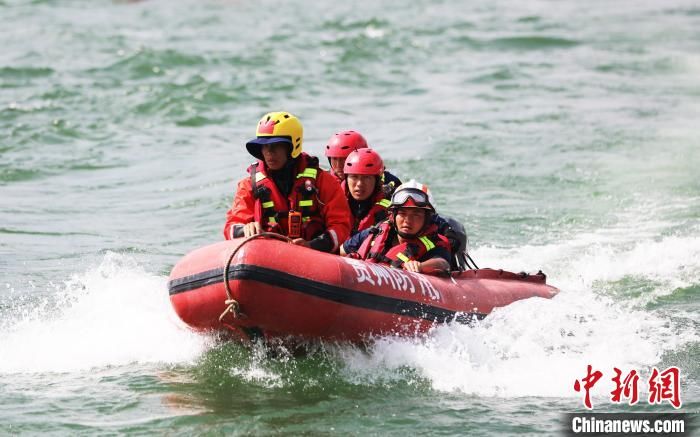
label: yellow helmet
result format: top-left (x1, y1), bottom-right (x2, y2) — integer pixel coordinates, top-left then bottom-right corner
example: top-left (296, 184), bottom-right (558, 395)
top-left (245, 111), bottom-right (304, 159)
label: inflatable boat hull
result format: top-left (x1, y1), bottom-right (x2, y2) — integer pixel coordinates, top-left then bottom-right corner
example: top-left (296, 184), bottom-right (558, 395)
top-left (168, 239), bottom-right (558, 343)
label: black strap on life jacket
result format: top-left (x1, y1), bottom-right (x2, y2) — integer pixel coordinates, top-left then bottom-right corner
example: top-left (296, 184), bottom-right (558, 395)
top-left (296, 156), bottom-right (319, 218)
top-left (250, 163), bottom-right (265, 199)
top-left (297, 179), bottom-right (317, 217)
top-left (366, 225), bottom-right (393, 262)
top-left (250, 163), bottom-right (279, 224)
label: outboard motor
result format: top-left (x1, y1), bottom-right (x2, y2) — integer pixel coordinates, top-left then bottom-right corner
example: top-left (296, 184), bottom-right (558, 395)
top-left (441, 216), bottom-right (475, 271)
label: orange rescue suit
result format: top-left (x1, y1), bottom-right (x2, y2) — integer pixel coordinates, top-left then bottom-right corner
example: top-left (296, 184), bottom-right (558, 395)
top-left (224, 153), bottom-right (351, 252)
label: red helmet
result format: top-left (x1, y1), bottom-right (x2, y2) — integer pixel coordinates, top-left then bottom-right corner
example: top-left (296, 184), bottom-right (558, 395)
top-left (324, 130), bottom-right (368, 158)
top-left (343, 148), bottom-right (384, 176)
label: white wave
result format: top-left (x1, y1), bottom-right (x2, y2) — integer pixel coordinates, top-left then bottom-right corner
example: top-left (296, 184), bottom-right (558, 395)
top-left (0, 252), bottom-right (210, 374)
top-left (339, 291), bottom-right (691, 398)
top-left (229, 364), bottom-right (284, 388)
top-left (338, 216), bottom-right (699, 399)
top-left (476, 203), bottom-right (700, 300)
top-left (227, 344), bottom-right (286, 388)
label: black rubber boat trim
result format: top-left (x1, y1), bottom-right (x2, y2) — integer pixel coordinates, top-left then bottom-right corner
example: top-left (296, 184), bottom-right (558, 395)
top-left (168, 264), bottom-right (486, 324)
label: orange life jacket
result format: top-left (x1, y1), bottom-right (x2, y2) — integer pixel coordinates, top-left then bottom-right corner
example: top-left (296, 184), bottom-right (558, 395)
top-left (355, 221), bottom-right (451, 268)
top-left (341, 181), bottom-right (392, 234)
top-left (250, 154), bottom-right (324, 240)
top-left (354, 194), bottom-right (391, 233)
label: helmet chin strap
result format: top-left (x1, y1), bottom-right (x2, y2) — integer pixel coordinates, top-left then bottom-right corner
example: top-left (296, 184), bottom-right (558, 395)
top-left (397, 229), bottom-right (419, 239)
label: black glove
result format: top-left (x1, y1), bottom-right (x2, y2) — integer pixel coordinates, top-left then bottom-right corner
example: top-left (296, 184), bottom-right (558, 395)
top-left (307, 232), bottom-right (334, 253)
top-left (232, 224), bottom-right (245, 238)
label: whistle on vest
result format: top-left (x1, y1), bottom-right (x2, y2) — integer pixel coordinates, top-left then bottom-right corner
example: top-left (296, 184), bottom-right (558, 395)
top-left (288, 210), bottom-right (302, 239)
top-left (303, 180), bottom-right (317, 194)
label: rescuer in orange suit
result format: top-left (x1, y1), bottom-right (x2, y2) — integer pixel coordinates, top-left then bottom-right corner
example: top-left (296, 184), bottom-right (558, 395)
top-left (324, 130), bottom-right (402, 191)
top-left (341, 148), bottom-right (392, 235)
top-left (223, 112), bottom-right (351, 253)
top-left (341, 180), bottom-right (452, 273)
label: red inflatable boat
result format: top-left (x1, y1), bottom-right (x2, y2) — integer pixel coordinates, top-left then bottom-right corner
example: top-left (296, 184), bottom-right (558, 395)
top-left (168, 235), bottom-right (558, 344)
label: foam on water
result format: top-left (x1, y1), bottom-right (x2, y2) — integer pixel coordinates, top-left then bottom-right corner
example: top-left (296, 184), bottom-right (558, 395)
top-left (478, 199), bottom-right (700, 300)
top-left (339, 292), bottom-right (688, 398)
top-left (0, 252), bottom-right (210, 374)
top-left (337, 206), bottom-right (699, 398)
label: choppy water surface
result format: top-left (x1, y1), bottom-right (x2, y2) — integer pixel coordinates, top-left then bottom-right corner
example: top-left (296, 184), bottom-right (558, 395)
top-left (1, 0), bottom-right (699, 434)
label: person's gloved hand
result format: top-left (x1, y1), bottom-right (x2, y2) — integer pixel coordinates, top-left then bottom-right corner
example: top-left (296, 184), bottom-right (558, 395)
top-left (307, 232), bottom-right (334, 252)
top-left (403, 260), bottom-right (422, 273)
top-left (243, 221), bottom-right (261, 237)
